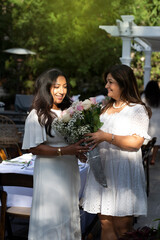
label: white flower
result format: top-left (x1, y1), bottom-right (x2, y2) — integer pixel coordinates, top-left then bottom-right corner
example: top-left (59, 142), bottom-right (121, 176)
top-left (61, 110), bottom-right (71, 122)
top-left (68, 107), bottom-right (75, 116)
top-left (71, 100), bottom-right (80, 108)
top-left (82, 99), bottom-right (92, 110)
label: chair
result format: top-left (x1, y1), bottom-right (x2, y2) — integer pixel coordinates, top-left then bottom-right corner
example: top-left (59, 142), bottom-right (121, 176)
top-left (0, 173), bottom-right (33, 240)
top-left (0, 115), bottom-right (22, 159)
top-left (141, 137), bottom-right (157, 196)
top-left (0, 149), bottom-right (8, 162)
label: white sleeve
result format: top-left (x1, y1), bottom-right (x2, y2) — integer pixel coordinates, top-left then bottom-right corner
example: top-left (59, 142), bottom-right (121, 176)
top-left (22, 109), bottom-right (47, 150)
top-left (128, 104), bottom-right (151, 140)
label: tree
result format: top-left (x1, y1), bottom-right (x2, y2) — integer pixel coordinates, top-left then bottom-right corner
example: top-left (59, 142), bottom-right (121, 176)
top-left (0, 0), bottom-right (129, 100)
top-left (1, 0), bottom-right (159, 104)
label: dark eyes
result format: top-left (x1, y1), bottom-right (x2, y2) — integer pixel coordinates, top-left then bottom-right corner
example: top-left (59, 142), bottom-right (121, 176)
top-left (106, 81), bottom-right (113, 84)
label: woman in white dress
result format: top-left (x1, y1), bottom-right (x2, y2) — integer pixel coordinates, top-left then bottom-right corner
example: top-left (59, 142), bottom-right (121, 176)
top-left (141, 80), bottom-right (160, 164)
top-left (83, 65), bottom-right (151, 240)
top-left (22, 68), bottom-right (88, 240)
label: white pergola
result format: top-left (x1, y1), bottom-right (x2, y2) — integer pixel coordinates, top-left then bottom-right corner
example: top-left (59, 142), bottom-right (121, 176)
top-left (99, 15), bottom-right (160, 88)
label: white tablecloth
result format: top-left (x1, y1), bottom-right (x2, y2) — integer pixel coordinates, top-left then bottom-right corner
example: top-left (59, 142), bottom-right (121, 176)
top-left (0, 154), bottom-right (89, 208)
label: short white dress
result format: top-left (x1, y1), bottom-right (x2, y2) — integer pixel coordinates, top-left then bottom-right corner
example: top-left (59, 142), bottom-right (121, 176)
top-left (22, 109), bottom-right (81, 240)
top-left (83, 104), bottom-right (150, 217)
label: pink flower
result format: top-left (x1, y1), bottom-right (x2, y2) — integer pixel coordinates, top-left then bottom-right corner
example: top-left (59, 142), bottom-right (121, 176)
top-left (89, 97), bottom-right (97, 105)
top-left (68, 107), bottom-right (75, 116)
top-left (76, 102), bottom-right (84, 111)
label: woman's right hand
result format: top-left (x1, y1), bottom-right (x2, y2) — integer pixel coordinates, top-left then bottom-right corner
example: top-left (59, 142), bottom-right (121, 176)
top-left (84, 129), bottom-right (106, 149)
top-left (63, 139), bottom-right (89, 156)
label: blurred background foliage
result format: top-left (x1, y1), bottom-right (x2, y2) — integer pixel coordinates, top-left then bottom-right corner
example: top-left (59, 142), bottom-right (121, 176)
top-left (0, 0), bottom-right (160, 107)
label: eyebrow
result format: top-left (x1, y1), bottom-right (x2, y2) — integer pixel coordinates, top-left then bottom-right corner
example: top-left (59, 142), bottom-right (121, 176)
top-left (54, 83), bottom-right (67, 85)
top-left (107, 78), bottom-right (114, 81)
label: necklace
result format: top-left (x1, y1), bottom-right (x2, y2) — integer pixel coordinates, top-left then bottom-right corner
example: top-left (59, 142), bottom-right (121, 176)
top-left (113, 102), bottom-right (126, 109)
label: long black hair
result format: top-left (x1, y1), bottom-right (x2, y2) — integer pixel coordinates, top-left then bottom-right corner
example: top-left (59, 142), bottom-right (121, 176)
top-left (31, 68), bottom-right (72, 136)
top-left (102, 64), bottom-right (151, 118)
top-left (144, 80), bottom-right (160, 107)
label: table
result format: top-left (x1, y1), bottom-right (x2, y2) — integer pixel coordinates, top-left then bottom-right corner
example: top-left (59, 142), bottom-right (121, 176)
top-left (0, 154), bottom-right (96, 235)
top-left (0, 153), bottom-right (89, 207)
top-left (0, 110), bottom-right (27, 122)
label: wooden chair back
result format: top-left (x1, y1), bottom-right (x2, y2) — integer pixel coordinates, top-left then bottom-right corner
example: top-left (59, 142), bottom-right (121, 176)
top-left (141, 137), bottom-right (157, 196)
top-left (0, 149), bottom-right (7, 162)
top-left (0, 173), bottom-right (33, 240)
top-left (142, 137), bottom-right (157, 161)
top-left (0, 115), bottom-right (22, 159)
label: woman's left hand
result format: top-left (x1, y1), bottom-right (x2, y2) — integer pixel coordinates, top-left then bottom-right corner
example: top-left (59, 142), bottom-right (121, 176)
top-left (85, 130), bottom-right (105, 149)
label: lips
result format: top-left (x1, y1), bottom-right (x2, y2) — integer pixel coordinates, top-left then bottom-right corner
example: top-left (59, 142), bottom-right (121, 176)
top-left (56, 96), bottom-right (64, 101)
top-left (107, 89), bottom-right (112, 94)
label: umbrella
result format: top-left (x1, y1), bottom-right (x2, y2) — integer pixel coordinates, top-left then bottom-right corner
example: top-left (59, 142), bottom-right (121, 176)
top-left (3, 48), bottom-right (36, 55)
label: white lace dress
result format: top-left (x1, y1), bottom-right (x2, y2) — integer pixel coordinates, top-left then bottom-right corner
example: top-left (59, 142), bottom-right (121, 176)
top-left (83, 104), bottom-right (150, 217)
top-left (22, 109), bottom-right (81, 240)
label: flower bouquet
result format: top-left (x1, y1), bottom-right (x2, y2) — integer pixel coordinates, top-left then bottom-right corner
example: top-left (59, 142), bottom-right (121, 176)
top-left (52, 98), bottom-right (107, 187)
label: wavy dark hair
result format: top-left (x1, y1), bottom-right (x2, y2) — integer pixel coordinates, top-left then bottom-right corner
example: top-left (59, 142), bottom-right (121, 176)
top-left (144, 80), bottom-right (160, 107)
top-left (102, 64), bottom-right (151, 118)
top-left (31, 68), bottom-right (72, 136)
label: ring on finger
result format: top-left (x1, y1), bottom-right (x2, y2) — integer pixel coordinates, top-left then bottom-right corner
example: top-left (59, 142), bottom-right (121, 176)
top-left (79, 149), bottom-right (82, 153)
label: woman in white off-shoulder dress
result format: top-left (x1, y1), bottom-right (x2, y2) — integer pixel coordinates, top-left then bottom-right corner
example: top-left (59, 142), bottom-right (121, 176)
top-left (22, 68), bottom-right (88, 240)
top-left (83, 65), bottom-right (151, 240)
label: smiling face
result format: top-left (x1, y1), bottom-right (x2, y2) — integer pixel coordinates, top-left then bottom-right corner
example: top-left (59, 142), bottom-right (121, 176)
top-left (105, 73), bottom-right (122, 101)
top-left (50, 76), bottom-right (67, 109)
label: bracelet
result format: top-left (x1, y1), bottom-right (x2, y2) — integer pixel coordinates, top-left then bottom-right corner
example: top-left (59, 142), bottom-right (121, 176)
top-left (110, 134), bottom-right (114, 144)
top-left (57, 148), bottom-right (62, 156)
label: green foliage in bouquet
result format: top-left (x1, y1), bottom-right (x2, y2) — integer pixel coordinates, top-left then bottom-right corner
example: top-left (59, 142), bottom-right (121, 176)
top-left (76, 103), bottom-right (103, 133)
